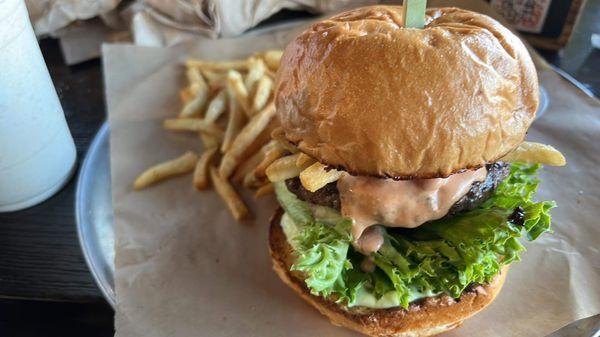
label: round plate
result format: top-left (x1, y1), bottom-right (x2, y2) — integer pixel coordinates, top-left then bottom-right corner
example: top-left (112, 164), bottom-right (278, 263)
top-left (76, 122), bottom-right (115, 307)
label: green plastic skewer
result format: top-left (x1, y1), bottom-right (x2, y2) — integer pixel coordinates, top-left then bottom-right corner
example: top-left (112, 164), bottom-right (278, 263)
top-left (403, 0), bottom-right (427, 29)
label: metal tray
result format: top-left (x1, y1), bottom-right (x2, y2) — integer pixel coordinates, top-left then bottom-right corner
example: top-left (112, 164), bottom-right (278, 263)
top-left (76, 122), bottom-right (115, 307)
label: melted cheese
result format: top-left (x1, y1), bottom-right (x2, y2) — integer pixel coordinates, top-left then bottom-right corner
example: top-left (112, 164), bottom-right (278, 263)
top-left (338, 168), bottom-right (487, 254)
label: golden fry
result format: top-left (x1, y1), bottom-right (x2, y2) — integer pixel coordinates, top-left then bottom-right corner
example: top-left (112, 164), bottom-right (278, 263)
top-left (201, 69), bottom-right (227, 88)
top-left (219, 102), bottom-right (277, 178)
top-left (205, 89), bottom-right (227, 123)
top-left (299, 162), bottom-right (343, 192)
top-left (180, 87), bottom-right (194, 104)
top-left (252, 76), bottom-right (272, 113)
top-left (243, 169), bottom-right (265, 189)
top-left (209, 167), bottom-right (250, 221)
top-left (244, 58), bottom-right (266, 94)
top-left (254, 183), bottom-right (274, 198)
top-left (265, 69), bottom-right (277, 79)
top-left (232, 147), bottom-right (266, 183)
top-left (193, 148), bottom-right (218, 190)
top-left (186, 59), bottom-right (249, 71)
top-left (163, 118), bottom-right (224, 139)
top-left (265, 153), bottom-right (303, 182)
top-left (227, 70), bottom-right (251, 116)
top-left (133, 151), bottom-right (198, 190)
top-left (296, 153), bottom-right (316, 168)
top-left (221, 93), bottom-right (247, 153)
top-left (254, 142), bottom-right (286, 179)
top-left (179, 77), bottom-right (209, 117)
top-left (186, 67), bottom-right (204, 85)
top-left (262, 50), bottom-right (283, 71)
top-left (200, 132), bottom-right (219, 149)
top-left (137, 51), bottom-right (287, 223)
top-left (500, 141), bottom-right (566, 166)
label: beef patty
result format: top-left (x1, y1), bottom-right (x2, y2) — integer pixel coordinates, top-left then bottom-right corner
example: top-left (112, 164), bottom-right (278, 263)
top-left (285, 162), bottom-right (511, 216)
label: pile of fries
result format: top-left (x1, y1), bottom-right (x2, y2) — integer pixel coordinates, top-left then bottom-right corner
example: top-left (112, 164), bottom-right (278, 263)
top-left (134, 50), bottom-right (290, 221)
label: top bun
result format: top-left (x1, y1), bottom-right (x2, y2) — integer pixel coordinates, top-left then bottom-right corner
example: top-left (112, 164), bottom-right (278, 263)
top-left (275, 6), bottom-right (538, 179)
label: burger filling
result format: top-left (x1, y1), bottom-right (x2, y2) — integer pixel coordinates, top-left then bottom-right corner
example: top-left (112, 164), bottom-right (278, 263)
top-left (274, 162), bottom-right (554, 309)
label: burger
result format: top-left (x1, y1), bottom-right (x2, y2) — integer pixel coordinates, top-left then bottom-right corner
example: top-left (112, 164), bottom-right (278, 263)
top-left (265, 6), bottom-right (565, 337)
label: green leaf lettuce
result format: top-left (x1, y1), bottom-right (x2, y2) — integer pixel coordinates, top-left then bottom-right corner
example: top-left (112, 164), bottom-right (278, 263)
top-left (274, 163), bottom-right (554, 309)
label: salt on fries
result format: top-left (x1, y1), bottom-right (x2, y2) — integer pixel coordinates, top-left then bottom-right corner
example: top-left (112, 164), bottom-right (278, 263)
top-left (134, 50), bottom-right (284, 222)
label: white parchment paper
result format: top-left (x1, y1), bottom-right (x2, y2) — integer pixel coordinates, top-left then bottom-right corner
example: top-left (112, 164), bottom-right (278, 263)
top-left (105, 4), bottom-right (600, 337)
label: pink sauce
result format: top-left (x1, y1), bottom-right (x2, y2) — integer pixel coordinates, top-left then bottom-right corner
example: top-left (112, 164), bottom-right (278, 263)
top-left (355, 226), bottom-right (384, 255)
top-left (338, 168), bottom-right (487, 254)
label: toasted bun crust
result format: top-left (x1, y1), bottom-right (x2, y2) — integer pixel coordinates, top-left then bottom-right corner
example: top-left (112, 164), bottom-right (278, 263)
top-left (275, 6), bottom-right (538, 179)
top-left (269, 210), bottom-right (508, 337)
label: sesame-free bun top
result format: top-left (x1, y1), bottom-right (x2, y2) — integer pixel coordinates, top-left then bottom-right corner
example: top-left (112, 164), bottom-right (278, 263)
top-left (275, 6), bottom-right (539, 179)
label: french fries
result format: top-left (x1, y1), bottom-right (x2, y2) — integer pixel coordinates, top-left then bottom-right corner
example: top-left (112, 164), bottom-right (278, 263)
top-left (233, 146), bottom-right (267, 183)
top-left (244, 58), bottom-right (266, 94)
top-left (210, 167), bottom-right (249, 221)
top-left (500, 142), bottom-right (566, 166)
top-left (227, 70), bottom-right (251, 115)
top-left (180, 87), bottom-right (194, 104)
top-left (254, 142), bottom-right (286, 179)
top-left (180, 75), bottom-right (209, 117)
top-left (134, 151), bottom-right (198, 190)
top-left (253, 76), bottom-right (272, 113)
top-left (262, 50), bottom-right (283, 71)
top-left (186, 59), bottom-right (250, 71)
top-left (186, 67), bottom-right (204, 85)
top-left (265, 153), bottom-right (305, 182)
top-left (243, 169), bottom-right (264, 189)
top-left (254, 183), bottom-right (274, 198)
top-left (221, 94), bottom-right (247, 153)
top-left (136, 50), bottom-right (285, 222)
top-left (201, 69), bottom-right (227, 88)
top-left (299, 162), bottom-right (344, 192)
top-left (219, 102), bottom-right (277, 178)
top-left (193, 148), bottom-right (218, 190)
top-left (296, 153), bottom-right (316, 168)
top-left (204, 89), bottom-right (227, 123)
top-left (163, 118), bottom-right (224, 139)
top-left (200, 132), bottom-right (219, 149)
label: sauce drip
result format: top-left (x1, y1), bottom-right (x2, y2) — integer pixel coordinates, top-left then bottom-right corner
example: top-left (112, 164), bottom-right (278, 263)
top-left (355, 226), bottom-right (384, 255)
top-left (338, 167), bottom-right (487, 254)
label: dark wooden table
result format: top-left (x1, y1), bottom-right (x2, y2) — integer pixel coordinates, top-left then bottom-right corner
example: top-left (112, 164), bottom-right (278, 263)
top-left (0, 4), bottom-right (598, 336)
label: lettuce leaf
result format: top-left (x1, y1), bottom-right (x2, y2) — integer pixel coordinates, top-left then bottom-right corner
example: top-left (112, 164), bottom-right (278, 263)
top-left (274, 181), bottom-right (313, 224)
top-left (274, 164), bottom-right (555, 309)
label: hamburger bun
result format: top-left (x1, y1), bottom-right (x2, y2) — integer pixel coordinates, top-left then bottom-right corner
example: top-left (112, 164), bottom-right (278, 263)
top-left (275, 6), bottom-right (538, 179)
top-left (269, 210), bottom-right (509, 337)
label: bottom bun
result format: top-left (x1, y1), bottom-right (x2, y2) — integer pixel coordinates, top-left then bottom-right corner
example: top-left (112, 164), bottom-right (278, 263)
top-left (268, 209), bottom-right (508, 337)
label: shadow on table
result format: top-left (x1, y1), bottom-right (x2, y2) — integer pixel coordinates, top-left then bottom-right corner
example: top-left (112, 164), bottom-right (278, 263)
top-left (0, 299), bottom-right (113, 337)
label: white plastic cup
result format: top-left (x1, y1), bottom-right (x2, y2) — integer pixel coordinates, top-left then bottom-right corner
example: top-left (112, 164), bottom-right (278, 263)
top-left (0, 0), bottom-right (77, 212)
